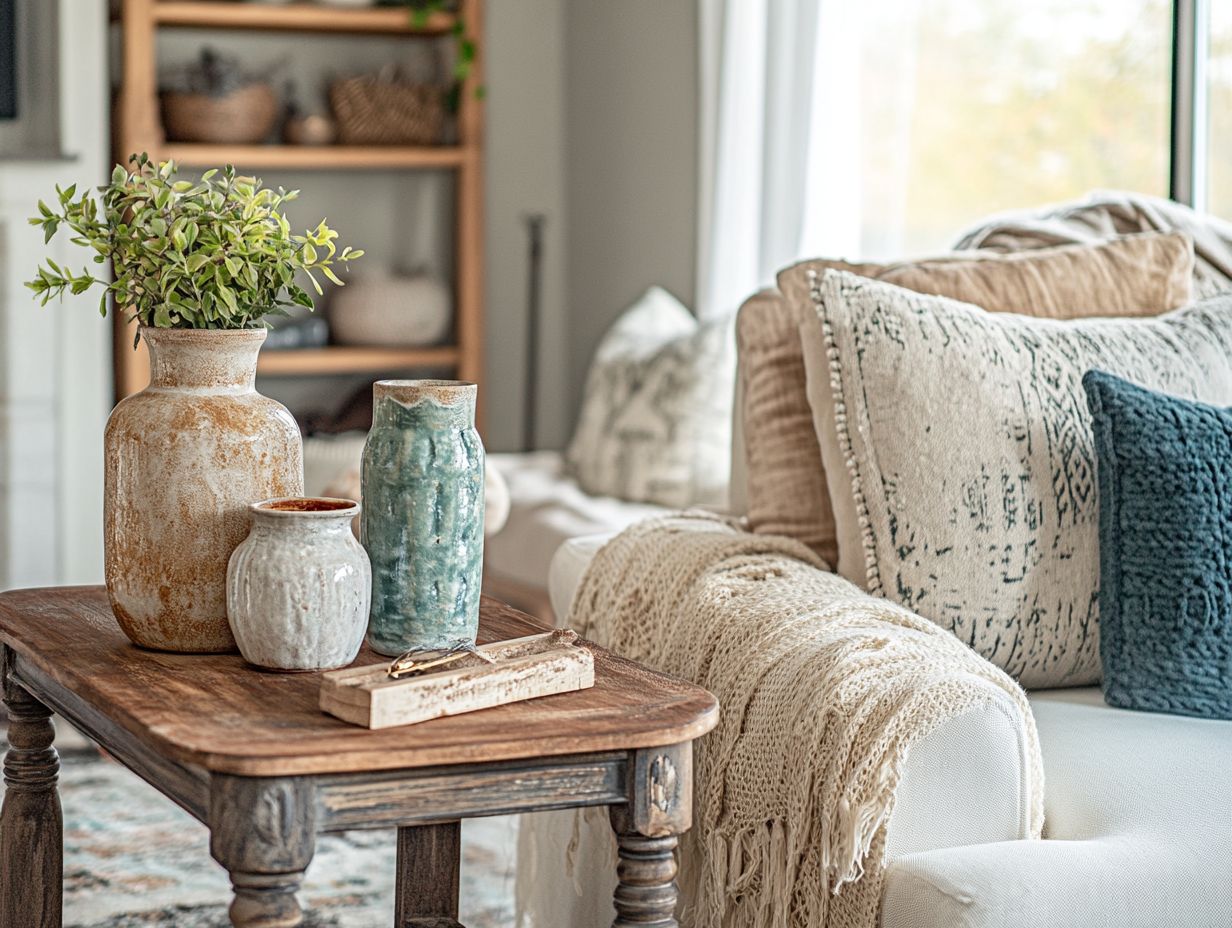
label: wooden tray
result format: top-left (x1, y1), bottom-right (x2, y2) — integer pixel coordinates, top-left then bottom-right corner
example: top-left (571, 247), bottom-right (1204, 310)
top-left (320, 629), bottom-right (594, 729)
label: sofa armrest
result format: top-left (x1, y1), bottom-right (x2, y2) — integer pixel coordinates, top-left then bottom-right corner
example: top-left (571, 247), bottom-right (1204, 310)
top-left (886, 691), bottom-right (1034, 857)
top-left (549, 529), bottom-right (1037, 860)
top-left (548, 533), bottom-right (612, 621)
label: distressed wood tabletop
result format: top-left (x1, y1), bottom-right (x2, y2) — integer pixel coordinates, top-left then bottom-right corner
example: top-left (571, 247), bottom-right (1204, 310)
top-left (0, 586), bottom-right (718, 777)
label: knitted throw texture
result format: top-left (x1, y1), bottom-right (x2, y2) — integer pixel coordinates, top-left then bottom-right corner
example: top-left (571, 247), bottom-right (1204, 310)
top-left (569, 512), bottom-right (1045, 928)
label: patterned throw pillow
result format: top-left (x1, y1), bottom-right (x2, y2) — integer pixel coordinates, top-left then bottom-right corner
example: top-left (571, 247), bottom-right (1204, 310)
top-left (801, 271), bottom-right (1232, 688)
top-left (1084, 371), bottom-right (1232, 719)
top-left (738, 232), bottom-right (1195, 568)
top-left (566, 287), bottom-right (735, 508)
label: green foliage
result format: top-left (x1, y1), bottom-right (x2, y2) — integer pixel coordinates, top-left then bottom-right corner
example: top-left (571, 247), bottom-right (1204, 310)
top-left (405, 1), bottom-right (483, 110)
top-left (25, 153), bottom-right (363, 337)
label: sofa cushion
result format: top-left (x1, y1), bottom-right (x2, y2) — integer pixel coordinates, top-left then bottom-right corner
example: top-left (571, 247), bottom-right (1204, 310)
top-left (802, 273), bottom-right (1232, 687)
top-left (736, 289), bottom-right (841, 564)
top-left (1084, 371), bottom-right (1232, 719)
top-left (737, 233), bottom-right (1195, 564)
top-left (880, 687), bottom-right (1232, 928)
top-left (566, 286), bottom-right (735, 508)
top-left (872, 232), bottom-right (1193, 316)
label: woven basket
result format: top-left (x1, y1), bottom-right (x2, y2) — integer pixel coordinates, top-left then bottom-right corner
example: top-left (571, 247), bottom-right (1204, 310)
top-left (329, 71), bottom-right (445, 146)
top-left (161, 83), bottom-right (279, 144)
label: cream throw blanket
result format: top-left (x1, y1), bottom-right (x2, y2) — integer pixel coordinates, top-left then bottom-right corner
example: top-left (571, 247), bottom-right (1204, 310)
top-left (567, 512), bottom-right (1044, 928)
top-left (953, 190), bottom-right (1232, 299)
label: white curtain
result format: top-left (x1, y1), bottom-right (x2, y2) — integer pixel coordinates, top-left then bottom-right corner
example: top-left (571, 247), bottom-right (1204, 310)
top-left (695, 0), bottom-right (923, 318)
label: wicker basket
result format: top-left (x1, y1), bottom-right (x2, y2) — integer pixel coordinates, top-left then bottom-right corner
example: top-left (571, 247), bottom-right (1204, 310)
top-left (161, 83), bottom-right (279, 144)
top-left (329, 71), bottom-right (445, 146)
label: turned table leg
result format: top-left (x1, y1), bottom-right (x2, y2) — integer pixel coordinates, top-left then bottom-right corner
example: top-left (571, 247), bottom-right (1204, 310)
top-left (609, 743), bottom-right (692, 928)
top-left (0, 667), bottom-right (62, 928)
top-left (395, 821), bottom-right (461, 927)
top-left (210, 776), bottom-right (315, 928)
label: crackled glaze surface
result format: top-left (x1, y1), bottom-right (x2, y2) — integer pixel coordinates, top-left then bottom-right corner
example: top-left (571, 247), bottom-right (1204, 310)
top-left (361, 380), bottom-right (485, 656)
top-left (104, 328), bottom-right (303, 653)
top-left (227, 497), bottom-right (370, 672)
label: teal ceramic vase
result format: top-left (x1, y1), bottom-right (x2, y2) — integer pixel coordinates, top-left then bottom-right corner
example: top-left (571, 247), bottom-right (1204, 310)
top-left (361, 380), bottom-right (485, 656)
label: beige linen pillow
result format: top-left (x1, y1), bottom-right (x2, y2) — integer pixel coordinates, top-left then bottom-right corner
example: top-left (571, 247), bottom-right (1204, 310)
top-left (802, 271), bottom-right (1232, 687)
top-left (738, 232), bottom-right (1195, 565)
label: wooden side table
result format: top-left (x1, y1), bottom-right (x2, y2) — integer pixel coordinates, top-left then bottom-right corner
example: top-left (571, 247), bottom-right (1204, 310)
top-left (0, 587), bottom-right (718, 928)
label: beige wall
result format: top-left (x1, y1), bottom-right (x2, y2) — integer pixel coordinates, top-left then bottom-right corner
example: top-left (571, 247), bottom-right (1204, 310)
top-left (484, 0), bottom-right (570, 451)
top-left (485, 0), bottom-right (699, 449)
top-left (562, 1), bottom-right (700, 429)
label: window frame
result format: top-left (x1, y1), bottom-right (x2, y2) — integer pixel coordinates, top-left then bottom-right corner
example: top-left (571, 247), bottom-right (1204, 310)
top-left (1171, 0), bottom-right (1211, 206)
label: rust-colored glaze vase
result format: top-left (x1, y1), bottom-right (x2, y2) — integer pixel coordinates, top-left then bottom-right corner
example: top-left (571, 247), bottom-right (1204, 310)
top-left (104, 328), bottom-right (303, 653)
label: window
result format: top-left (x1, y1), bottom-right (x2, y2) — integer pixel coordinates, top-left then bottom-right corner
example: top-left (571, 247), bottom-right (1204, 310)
top-left (699, 0), bottom-right (1227, 317)
top-left (831, 0), bottom-right (1174, 258)
top-left (1208, 1), bottom-right (1232, 217)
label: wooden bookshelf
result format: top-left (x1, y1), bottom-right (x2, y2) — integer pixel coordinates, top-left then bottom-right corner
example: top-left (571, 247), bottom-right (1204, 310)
top-left (257, 345), bottom-right (460, 376)
top-left (162, 143), bottom-right (471, 170)
top-left (112, 0), bottom-right (486, 426)
top-left (149, 1), bottom-right (455, 35)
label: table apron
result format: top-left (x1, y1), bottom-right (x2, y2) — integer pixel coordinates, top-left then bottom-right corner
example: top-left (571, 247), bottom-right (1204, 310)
top-left (9, 653), bottom-right (211, 823)
top-left (313, 751), bottom-right (629, 832)
top-left (8, 649), bottom-right (640, 836)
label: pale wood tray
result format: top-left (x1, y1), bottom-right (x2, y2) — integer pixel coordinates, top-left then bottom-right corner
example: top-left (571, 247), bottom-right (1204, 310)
top-left (319, 629), bottom-right (595, 730)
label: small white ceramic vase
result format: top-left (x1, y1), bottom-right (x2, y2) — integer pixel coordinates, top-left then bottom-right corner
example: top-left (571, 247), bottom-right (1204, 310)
top-left (227, 497), bottom-right (371, 672)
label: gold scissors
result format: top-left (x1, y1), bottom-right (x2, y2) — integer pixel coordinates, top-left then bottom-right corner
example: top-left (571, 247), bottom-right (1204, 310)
top-left (386, 640), bottom-right (496, 680)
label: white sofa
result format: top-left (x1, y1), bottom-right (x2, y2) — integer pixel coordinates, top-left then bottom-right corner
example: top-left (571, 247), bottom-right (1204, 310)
top-left (529, 264), bottom-right (1232, 925)
top-left (544, 521), bottom-right (1232, 928)
top-left (484, 451), bottom-right (669, 621)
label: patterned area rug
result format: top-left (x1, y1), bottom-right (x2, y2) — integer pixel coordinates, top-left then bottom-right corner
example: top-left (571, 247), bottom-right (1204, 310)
top-left (2, 726), bottom-right (517, 927)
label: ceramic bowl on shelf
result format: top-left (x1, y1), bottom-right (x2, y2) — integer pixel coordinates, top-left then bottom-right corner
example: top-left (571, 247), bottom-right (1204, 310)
top-left (284, 113), bottom-right (338, 146)
top-left (328, 271), bottom-right (452, 347)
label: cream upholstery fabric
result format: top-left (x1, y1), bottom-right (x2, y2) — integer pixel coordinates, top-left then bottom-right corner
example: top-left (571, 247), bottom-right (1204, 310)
top-left (802, 273), bottom-right (1232, 687)
top-left (484, 452), bottom-right (666, 593)
top-left (737, 233), bottom-right (1196, 562)
top-left (880, 688), bottom-right (1232, 928)
top-left (302, 431), bottom-right (369, 498)
top-left (728, 354), bottom-right (749, 518)
top-left (547, 533), bottom-right (608, 619)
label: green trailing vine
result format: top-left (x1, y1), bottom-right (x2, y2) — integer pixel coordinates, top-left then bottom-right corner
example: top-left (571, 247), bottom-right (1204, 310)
top-left (406, 0), bottom-right (484, 111)
top-left (25, 154), bottom-right (362, 344)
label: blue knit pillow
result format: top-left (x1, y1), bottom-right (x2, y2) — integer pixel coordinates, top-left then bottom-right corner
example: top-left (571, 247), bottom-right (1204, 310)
top-left (1083, 370), bottom-right (1232, 719)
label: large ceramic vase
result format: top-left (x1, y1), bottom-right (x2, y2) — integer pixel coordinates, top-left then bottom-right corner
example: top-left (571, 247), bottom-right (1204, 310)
top-left (361, 380), bottom-right (484, 656)
top-left (104, 328), bottom-right (303, 653)
top-left (227, 497), bottom-right (370, 672)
